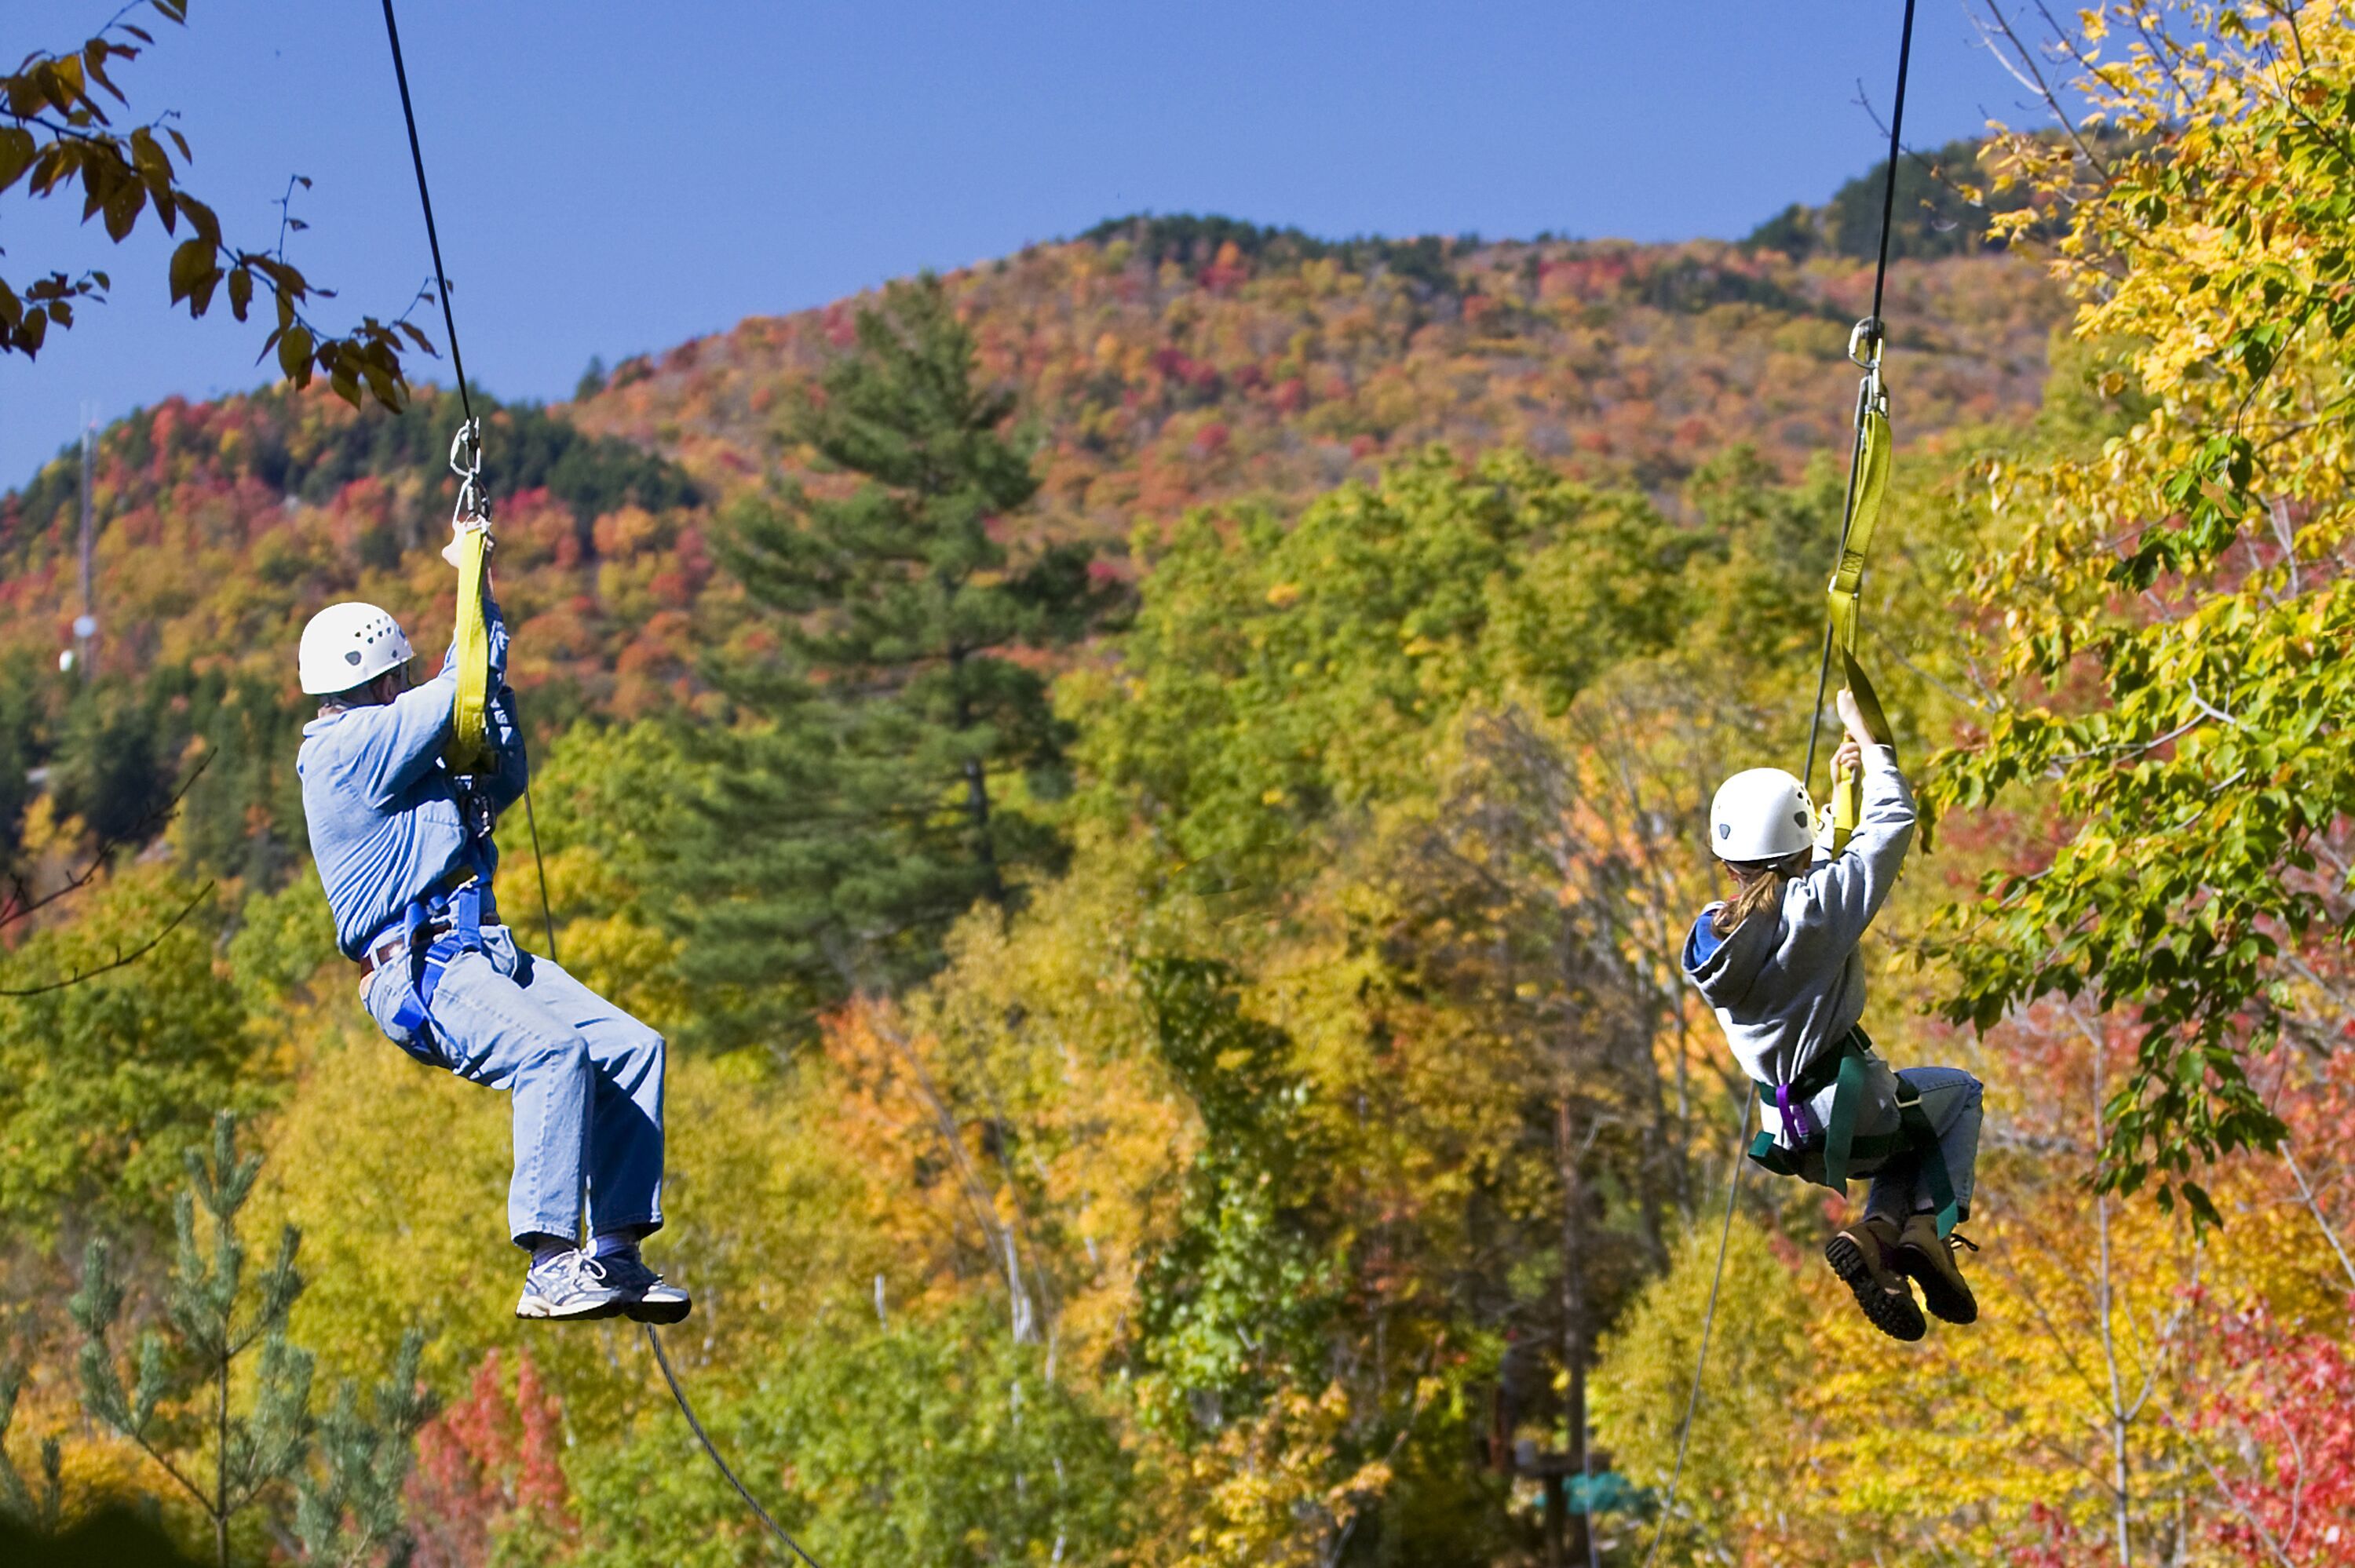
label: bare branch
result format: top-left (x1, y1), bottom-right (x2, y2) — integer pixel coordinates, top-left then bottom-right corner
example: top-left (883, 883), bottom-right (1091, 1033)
top-left (0, 881), bottom-right (215, 998)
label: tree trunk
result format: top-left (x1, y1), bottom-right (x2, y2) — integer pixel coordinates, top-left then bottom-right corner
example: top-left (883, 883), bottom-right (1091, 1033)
top-left (2092, 1029), bottom-right (2131, 1568)
top-left (1558, 1101), bottom-right (1592, 1568)
top-left (215, 1351), bottom-right (230, 1568)
top-left (949, 655), bottom-right (1006, 906)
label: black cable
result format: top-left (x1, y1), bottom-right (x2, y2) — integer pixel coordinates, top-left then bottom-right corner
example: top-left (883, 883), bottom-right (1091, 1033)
top-left (1868, 0), bottom-right (1921, 334)
top-left (1634, 1101), bottom-right (1751, 1568)
top-left (379, 0), bottom-right (473, 425)
top-left (1802, 0), bottom-right (1918, 789)
top-left (520, 781), bottom-right (562, 963)
top-left (646, 1326), bottom-right (831, 1568)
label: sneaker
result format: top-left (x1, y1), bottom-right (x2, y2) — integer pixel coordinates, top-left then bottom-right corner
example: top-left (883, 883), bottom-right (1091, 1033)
top-left (597, 1249), bottom-right (692, 1324)
top-left (1893, 1215), bottom-right (1980, 1325)
top-left (1824, 1215), bottom-right (1926, 1342)
top-left (516, 1249), bottom-right (626, 1322)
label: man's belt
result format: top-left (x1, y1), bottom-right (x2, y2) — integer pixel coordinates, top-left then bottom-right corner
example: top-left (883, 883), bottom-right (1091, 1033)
top-left (354, 868), bottom-right (482, 976)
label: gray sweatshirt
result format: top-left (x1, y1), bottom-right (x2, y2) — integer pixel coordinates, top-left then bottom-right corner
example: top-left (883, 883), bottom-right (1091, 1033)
top-left (1681, 746), bottom-right (1915, 1147)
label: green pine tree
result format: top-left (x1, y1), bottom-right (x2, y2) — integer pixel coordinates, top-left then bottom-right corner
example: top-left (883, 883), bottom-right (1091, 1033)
top-left (0, 1361), bottom-right (64, 1533)
top-left (291, 1330), bottom-right (433, 1568)
top-left (679, 273), bottom-right (1114, 1026)
top-left (71, 1111), bottom-right (434, 1568)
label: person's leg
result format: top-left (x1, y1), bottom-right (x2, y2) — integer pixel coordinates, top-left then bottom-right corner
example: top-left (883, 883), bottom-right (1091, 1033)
top-left (1863, 1153), bottom-right (1922, 1225)
top-left (507, 951), bottom-right (666, 1240)
top-left (502, 950), bottom-right (688, 1322)
top-left (1889, 1067), bottom-right (1984, 1326)
top-left (1897, 1067), bottom-right (1983, 1220)
top-left (421, 951), bottom-right (596, 1247)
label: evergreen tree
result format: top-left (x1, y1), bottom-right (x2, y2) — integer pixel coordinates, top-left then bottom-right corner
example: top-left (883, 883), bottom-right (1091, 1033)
top-left (71, 1112), bottom-right (434, 1568)
top-left (679, 274), bottom-right (1113, 1024)
top-left (0, 1362), bottom-right (63, 1533)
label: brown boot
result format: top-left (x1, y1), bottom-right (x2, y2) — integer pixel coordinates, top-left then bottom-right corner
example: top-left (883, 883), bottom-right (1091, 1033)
top-left (1893, 1215), bottom-right (1979, 1325)
top-left (1824, 1215), bottom-right (1925, 1342)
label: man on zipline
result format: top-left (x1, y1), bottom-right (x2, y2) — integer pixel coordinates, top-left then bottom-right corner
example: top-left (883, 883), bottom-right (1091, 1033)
top-left (294, 538), bottom-right (688, 1325)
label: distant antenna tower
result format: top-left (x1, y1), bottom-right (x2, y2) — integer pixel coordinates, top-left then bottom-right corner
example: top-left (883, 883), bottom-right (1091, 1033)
top-left (73, 400), bottom-right (98, 676)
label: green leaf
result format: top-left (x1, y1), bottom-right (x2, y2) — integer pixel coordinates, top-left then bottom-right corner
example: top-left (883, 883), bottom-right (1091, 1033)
top-left (276, 324), bottom-right (312, 379)
top-left (166, 237), bottom-right (211, 306)
top-left (0, 128), bottom-right (35, 194)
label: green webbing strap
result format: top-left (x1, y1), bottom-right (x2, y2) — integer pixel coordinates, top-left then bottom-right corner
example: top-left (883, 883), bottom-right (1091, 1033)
top-left (445, 523), bottom-right (491, 775)
top-left (1751, 1033), bottom-right (1960, 1234)
top-left (1897, 1089), bottom-right (1962, 1237)
top-left (1826, 407), bottom-right (1892, 848)
top-left (1824, 407), bottom-right (1889, 659)
top-left (1823, 1048), bottom-right (1867, 1191)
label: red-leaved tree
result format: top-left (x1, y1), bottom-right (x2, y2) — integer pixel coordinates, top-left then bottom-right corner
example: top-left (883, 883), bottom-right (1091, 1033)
top-left (406, 1348), bottom-right (571, 1567)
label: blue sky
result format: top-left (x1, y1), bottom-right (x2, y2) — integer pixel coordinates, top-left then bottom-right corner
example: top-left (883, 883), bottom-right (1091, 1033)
top-left (1, 1), bottom-right (2046, 487)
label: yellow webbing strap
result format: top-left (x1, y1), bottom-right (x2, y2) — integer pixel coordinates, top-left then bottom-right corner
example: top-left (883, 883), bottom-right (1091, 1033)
top-left (445, 523), bottom-right (492, 775)
top-left (1827, 407), bottom-right (1894, 844)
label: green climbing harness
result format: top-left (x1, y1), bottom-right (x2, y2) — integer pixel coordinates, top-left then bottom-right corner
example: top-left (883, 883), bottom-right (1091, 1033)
top-left (1745, 1026), bottom-right (1962, 1236)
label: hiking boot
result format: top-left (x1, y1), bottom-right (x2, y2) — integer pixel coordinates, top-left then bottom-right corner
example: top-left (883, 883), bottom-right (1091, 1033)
top-left (1824, 1215), bottom-right (1926, 1342)
top-left (1893, 1214), bottom-right (1979, 1326)
top-left (597, 1249), bottom-right (692, 1325)
top-left (516, 1249), bottom-right (626, 1322)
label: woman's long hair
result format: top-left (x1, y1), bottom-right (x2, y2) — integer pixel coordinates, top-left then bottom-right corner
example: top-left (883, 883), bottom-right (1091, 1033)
top-left (1711, 847), bottom-right (1814, 938)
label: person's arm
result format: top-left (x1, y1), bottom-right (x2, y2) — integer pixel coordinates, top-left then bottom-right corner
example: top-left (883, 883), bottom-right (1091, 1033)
top-left (344, 549), bottom-right (510, 806)
top-left (483, 684), bottom-right (528, 809)
top-left (341, 664), bottom-right (458, 806)
top-left (477, 583), bottom-right (530, 809)
top-left (1793, 689), bottom-right (1915, 947)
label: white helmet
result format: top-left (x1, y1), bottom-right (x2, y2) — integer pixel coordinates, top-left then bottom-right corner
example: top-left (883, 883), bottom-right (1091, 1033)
top-left (1709, 768), bottom-right (1816, 862)
top-left (298, 601), bottom-right (414, 695)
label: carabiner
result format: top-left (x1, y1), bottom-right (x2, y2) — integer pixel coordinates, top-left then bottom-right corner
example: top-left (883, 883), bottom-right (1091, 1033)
top-left (1847, 317), bottom-right (1889, 428)
top-left (446, 417), bottom-right (491, 527)
top-left (1846, 316), bottom-right (1885, 370)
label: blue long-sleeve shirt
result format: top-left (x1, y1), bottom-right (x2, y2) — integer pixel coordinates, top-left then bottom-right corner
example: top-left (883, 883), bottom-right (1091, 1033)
top-left (298, 595), bottom-right (526, 958)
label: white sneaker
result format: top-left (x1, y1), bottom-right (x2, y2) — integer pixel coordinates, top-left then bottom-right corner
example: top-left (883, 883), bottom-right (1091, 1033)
top-left (597, 1249), bottom-right (692, 1324)
top-left (516, 1250), bottom-right (626, 1321)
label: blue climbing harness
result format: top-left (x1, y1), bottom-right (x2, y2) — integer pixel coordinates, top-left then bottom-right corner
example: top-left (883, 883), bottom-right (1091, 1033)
top-left (381, 782), bottom-right (499, 1041)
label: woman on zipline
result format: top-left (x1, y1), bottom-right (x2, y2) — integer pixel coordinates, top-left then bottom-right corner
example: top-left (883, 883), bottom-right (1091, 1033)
top-left (1682, 688), bottom-right (1982, 1342)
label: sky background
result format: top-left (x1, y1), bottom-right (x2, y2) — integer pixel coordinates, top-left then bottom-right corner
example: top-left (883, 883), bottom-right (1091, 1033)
top-left (1, 1), bottom-right (2054, 488)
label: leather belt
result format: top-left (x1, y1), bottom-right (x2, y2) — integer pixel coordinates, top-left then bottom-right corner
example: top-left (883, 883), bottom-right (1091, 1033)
top-left (359, 917), bottom-right (452, 979)
top-left (354, 867), bottom-right (479, 978)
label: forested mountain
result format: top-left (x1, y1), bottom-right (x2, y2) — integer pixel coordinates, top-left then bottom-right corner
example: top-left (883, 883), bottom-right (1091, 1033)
top-left (571, 223), bottom-right (2054, 528)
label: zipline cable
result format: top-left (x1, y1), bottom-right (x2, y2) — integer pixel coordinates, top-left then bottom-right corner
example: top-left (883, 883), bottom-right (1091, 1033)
top-left (1644, 5), bottom-right (1919, 1558)
top-left (379, 0), bottom-right (472, 428)
top-left (647, 1323), bottom-right (831, 1568)
top-left (1635, 1103), bottom-right (1750, 1568)
top-left (377, 13), bottom-right (817, 1561)
top-left (1802, 0), bottom-right (1918, 793)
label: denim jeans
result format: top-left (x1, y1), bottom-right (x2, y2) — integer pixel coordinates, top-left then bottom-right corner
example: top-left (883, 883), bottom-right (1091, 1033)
top-left (366, 924), bottom-right (664, 1245)
top-left (1863, 1067), bottom-right (1982, 1223)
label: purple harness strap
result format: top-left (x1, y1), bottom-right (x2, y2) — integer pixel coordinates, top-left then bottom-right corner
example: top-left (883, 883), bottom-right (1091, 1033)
top-left (1776, 1082), bottom-right (1819, 1146)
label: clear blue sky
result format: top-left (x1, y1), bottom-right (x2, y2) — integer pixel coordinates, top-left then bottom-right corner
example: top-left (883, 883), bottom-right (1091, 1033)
top-left (2, 1), bottom-right (2046, 488)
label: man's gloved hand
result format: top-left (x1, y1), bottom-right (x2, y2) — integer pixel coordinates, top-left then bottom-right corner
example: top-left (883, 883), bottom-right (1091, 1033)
top-left (441, 519), bottom-right (495, 570)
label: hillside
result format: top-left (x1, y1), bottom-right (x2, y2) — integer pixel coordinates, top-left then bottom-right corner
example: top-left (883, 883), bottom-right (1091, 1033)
top-left (0, 213), bottom-right (2061, 872)
top-left (571, 222), bottom-right (2057, 535)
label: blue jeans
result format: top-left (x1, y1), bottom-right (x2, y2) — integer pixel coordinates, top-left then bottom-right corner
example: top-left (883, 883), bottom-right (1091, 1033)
top-left (1864, 1067), bottom-right (1982, 1223)
top-left (366, 925), bottom-right (665, 1245)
